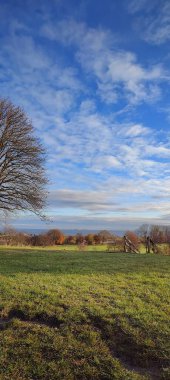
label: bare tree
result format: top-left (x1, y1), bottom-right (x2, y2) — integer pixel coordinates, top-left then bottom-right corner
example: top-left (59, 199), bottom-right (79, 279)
top-left (0, 98), bottom-right (47, 216)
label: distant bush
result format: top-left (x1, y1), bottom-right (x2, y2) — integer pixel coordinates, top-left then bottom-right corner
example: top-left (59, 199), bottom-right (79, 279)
top-left (158, 244), bottom-right (170, 256)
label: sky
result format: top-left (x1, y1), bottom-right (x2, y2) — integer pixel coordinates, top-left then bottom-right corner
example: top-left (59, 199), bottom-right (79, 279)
top-left (0, 0), bottom-right (170, 232)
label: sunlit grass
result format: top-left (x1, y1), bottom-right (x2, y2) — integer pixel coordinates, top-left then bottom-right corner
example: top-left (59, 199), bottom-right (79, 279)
top-left (0, 244), bottom-right (108, 251)
top-left (0, 249), bottom-right (169, 379)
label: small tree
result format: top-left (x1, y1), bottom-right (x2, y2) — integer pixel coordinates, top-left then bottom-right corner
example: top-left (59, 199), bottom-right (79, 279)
top-left (93, 233), bottom-right (101, 244)
top-left (85, 233), bottom-right (95, 245)
top-left (98, 230), bottom-right (113, 243)
top-left (0, 98), bottom-right (47, 216)
top-left (150, 225), bottom-right (164, 244)
top-left (75, 233), bottom-right (84, 244)
top-left (65, 235), bottom-right (76, 244)
top-left (46, 229), bottom-right (65, 245)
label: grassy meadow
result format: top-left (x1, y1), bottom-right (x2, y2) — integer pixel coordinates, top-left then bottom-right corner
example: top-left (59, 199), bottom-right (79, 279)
top-left (0, 247), bottom-right (169, 380)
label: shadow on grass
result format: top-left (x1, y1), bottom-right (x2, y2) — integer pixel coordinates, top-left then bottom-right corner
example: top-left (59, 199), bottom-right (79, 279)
top-left (1, 308), bottom-right (63, 329)
top-left (1, 306), bottom-right (165, 380)
top-left (87, 313), bottom-right (165, 380)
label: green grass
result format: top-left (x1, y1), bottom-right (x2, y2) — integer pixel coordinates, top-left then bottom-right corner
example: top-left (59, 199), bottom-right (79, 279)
top-left (0, 248), bottom-right (169, 380)
top-left (0, 244), bottom-right (109, 252)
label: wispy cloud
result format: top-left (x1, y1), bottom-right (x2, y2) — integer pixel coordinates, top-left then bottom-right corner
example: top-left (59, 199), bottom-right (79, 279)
top-left (127, 0), bottom-right (154, 14)
top-left (42, 19), bottom-right (165, 105)
top-left (47, 188), bottom-right (170, 215)
top-left (0, 2), bottom-right (170, 230)
top-left (6, 212), bottom-right (170, 232)
top-left (128, 0), bottom-right (170, 45)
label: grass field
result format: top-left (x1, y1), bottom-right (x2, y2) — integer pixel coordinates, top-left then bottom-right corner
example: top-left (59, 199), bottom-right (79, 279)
top-left (0, 244), bottom-right (109, 252)
top-left (0, 243), bottom-right (147, 253)
top-left (0, 248), bottom-right (169, 380)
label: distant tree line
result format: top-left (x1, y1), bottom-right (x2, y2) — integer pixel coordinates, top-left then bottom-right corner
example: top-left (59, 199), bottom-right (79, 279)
top-left (0, 225), bottom-right (170, 255)
top-left (0, 229), bottom-right (120, 247)
top-left (1, 225), bottom-right (170, 249)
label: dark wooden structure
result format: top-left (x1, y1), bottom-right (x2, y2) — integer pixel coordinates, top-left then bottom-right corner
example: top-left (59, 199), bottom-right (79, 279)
top-left (146, 236), bottom-right (158, 254)
top-left (123, 235), bottom-right (139, 254)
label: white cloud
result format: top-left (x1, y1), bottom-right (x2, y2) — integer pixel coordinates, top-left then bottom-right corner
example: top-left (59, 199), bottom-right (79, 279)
top-left (0, 25), bottom-right (85, 126)
top-left (48, 189), bottom-right (113, 211)
top-left (124, 124), bottom-right (149, 137)
top-left (128, 0), bottom-right (170, 45)
top-left (1, 12), bottom-right (170, 229)
top-left (4, 34), bottom-right (50, 70)
top-left (4, 211), bottom-right (170, 232)
top-left (37, 100), bottom-right (170, 182)
top-left (144, 6), bottom-right (170, 45)
top-left (1, 21), bottom-right (169, 192)
top-left (90, 155), bottom-right (122, 172)
top-left (145, 145), bottom-right (170, 157)
top-left (47, 188), bottom-right (170, 215)
top-left (42, 19), bottom-right (165, 105)
top-left (127, 0), bottom-right (154, 14)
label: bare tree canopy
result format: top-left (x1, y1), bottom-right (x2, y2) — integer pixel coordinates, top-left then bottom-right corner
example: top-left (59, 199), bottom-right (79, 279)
top-left (0, 98), bottom-right (47, 216)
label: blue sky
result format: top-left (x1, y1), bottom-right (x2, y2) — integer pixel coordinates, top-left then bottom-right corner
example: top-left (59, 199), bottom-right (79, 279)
top-left (1, 0), bottom-right (170, 231)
